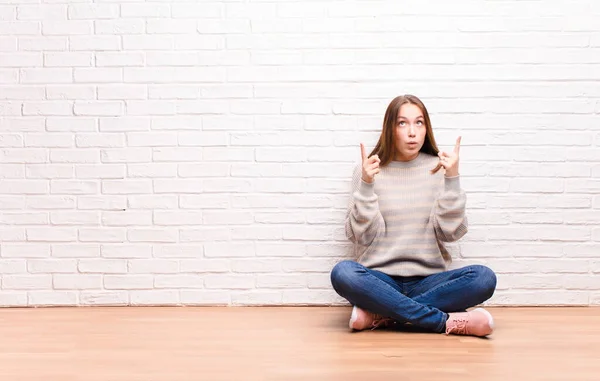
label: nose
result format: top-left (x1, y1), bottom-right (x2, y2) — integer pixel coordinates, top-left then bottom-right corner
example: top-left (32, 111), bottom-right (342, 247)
top-left (408, 124), bottom-right (416, 137)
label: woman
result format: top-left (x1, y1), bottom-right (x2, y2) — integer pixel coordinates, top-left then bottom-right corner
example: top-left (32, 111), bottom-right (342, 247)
top-left (330, 95), bottom-right (497, 337)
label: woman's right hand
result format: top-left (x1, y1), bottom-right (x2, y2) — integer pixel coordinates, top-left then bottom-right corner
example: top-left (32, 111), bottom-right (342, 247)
top-left (360, 143), bottom-right (380, 183)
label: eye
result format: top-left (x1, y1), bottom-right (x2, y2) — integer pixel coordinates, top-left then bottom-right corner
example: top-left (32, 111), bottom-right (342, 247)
top-left (417, 120), bottom-right (424, 125)
top-left (398, 120), bottom-right (406, 126)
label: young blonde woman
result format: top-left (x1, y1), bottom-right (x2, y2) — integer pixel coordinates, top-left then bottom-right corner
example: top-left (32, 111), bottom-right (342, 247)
top-left (331, 95), bottom-right (497, 337)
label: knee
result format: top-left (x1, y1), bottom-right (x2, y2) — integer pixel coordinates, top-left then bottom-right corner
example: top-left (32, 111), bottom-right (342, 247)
top-left (330, 260), bottom-right (361, 290)
top-left (470, 265), bottom-right (497, 298)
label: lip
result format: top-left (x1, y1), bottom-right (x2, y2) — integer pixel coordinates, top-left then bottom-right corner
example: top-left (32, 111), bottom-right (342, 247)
top-left (407, 142), bottom-right (418, 146)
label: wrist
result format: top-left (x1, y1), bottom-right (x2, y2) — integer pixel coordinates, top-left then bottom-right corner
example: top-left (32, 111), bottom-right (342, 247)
top-left (445, 168), bottom-right (459, 177)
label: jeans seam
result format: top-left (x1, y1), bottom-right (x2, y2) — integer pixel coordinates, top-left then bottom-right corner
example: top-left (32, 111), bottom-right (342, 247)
top-left (412, 270), bottom-right (476, 304)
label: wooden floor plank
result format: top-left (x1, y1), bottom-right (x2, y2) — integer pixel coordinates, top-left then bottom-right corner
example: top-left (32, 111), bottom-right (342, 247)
top-left (0, 307), bottom-right (598, 380)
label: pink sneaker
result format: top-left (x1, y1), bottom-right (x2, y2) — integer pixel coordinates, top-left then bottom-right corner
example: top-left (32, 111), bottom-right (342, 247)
top-left (348, 306), bottom-right (392, 331)
top-left (445, 308), bottom-right (494, 337)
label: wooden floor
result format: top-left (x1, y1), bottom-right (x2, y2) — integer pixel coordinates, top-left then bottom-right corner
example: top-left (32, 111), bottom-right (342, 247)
top-left (0, 306), bottom-right (598, 380)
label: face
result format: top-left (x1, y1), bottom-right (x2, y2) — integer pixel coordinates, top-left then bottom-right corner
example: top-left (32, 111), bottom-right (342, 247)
top-left (394, 103), bottom-right (427, 161)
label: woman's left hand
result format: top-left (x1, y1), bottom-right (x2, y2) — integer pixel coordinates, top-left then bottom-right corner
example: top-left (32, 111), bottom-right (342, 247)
top-left (438, 136), bottom-right (461, 177)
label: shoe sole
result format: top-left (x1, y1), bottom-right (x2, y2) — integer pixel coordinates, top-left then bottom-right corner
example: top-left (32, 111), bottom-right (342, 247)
top-left (349, 306), bottom-right (358, 330)
top-left (473, 307), bottom-right (495, 332)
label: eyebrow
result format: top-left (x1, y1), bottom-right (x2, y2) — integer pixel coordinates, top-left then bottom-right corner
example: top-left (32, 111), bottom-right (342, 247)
top-left (397, 116), bottom-right (424, 120)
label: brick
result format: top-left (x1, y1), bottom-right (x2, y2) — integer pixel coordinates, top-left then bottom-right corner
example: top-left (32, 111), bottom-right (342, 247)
top-left (47, 117), bottom-right (96, 132)
top-left (155, 274), bottom-right (203, 289)
top-left (67, 4), bottom-right (118, 19)
top-left (79, 259), bottom-right (127, 274)
top-left (2, 275), bottom-right (51, 290)
top-left (179, 259), bottom-right (229, 273)
top-left (151, 116), bottom-right (202, 131)
top-left (0, 52), bottom-right (41, 67)
top-left (127, 229), bottom-right (178, 243)
top-left (80, 291), bottom-right (128, 306)
top-left (52, 244), bottom-right (100, 258)
top-left (23, 101), bottom-right (73, 116)
top-left (257, 274), bottom-right (306, 289)
top-left (28, 291), bottom-right (77, 306)
top-left (179, 227), bottom-right (229, 242)
top-left (180, 291), bottom-right (230, 305)
top-left (154, 245), bottom-right (204, 258)
top-left (51, 180), bottom-right (98, 195)
top-left (0, 179), bottom-right (48, 194)
top-left (44, 52), bottom-right (92, 67)
top-left (127, 164), bottom-right (177, 178)
top-left (231, 226), bottom-right (282, 240)
top-left (154, 211), bottom-right (203, 226)
top-left (96, 52), bottom-right (144, 67)
top-left (26, 195), bottom-right (75, 209)
top-left (282, 290), bottom-right (346, 305)
top-left (77, 196), bottom-right (125, 210)
top-left (27, 228), bottom-right (76, 242)
top-left (204, 274), bottom-right (254, 289)
top-left (2, 243), bottom-right (50, 258)
top-left (231, 291), bottom-right (282, 306)
top-left (0, 259), bottom-right (26, 273)
top-left (101, 148), bottom-right (151, 163)
top-left (129, 259), bottom-right (178, 274)
top-left (0, 212), bottom-right (47, 225)
top-left (204, 242), bottom-right (254, 258)
top-left (78, 228), bottom-right (126, 243)
top-left (42, 20), bottom-right (91, 35)
top-left (50, 149), bottom-right (99, 164)
top-left (50, 211), bottom-right (99, 225)
top-left (53, 274), bottom-right (102, 289)
top-left (17, 5), bottom-right (66, 20)
top-left (102, 179), bottom-right (151, 194)
top-left (282, 258), bottom-right (338, 272)
top-left (153, 147), bottom-right (202, 162)
top-left (0, 228), bottom-right (26, 242)
top-left (127, 195), bottom-right (177, 209)
top-left (0, 292), bottom-right (27, 307)
top-left (203, 211), bottom-right (252, 225)
top-left (75, 164), bottom-right (125, 179)
top-left (104, 275), bottom-right (152, 290)
top-left (101, 211), bottom-right (151, 226)
top-left (127, 133), bottom-right (177, 147)
top-left (153, 179), bottom-right (202, 194)
top-left (256, 243), bottom-right (305, 257)
top-left (101, 244), bottom-right (151, 258)
top-left (130, 290), bottom-right (179, 306)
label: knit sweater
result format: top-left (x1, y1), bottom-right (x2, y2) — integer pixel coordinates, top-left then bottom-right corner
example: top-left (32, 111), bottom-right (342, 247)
top-left (344, 152), bottom-right (468, 277)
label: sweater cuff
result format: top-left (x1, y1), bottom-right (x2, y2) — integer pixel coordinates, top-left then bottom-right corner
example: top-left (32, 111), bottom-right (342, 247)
top-left (444, 175), bottom-right (461, 193)
top-left (358, 179), bottom-right (376, 198)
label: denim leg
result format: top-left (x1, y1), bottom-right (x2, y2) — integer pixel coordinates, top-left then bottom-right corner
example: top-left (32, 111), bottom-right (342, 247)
top-left (330, 260), bottom-right (448, 333)
top-left (407, 265), bottom-right (497, 313)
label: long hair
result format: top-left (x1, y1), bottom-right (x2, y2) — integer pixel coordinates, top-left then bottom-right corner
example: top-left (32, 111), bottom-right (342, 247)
top-left (369, 95), bottom-right (440, 172)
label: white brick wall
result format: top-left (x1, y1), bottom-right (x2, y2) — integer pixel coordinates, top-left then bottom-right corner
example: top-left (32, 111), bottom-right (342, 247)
top-left (1, 0), bottom-right (599, 307)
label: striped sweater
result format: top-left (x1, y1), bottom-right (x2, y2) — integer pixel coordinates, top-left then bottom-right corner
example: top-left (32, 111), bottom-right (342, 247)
top-left (344, 152), bottom-right (468, 277)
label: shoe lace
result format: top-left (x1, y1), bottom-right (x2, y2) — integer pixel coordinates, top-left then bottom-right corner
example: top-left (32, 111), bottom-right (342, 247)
top-left (371, 315), bottom-right (393, 330)
top-left (445, 316), bottom-right (468, 335)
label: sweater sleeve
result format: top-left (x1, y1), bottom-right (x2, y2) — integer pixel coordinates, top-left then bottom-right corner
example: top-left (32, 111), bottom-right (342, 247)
top-left (344, 164), bottom-right (385, 246)
top-left (433, 175), bottom-right (468, 242)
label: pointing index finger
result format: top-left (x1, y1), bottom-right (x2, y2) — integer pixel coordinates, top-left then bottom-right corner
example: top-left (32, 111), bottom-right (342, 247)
top-left (360, 143), bottom-right (367, 162)
top-left (454, 136), bottom-right (462, 154)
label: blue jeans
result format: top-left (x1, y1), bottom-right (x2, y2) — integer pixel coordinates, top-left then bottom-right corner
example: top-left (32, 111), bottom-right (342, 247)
top-left (330, 260), bottom-right (497, 333)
